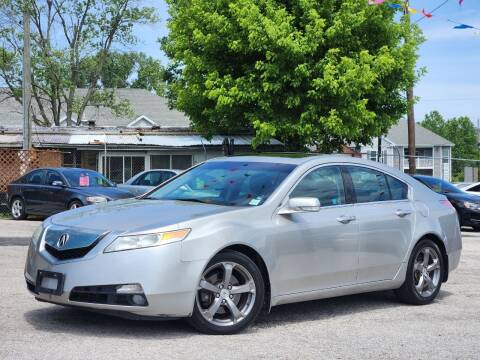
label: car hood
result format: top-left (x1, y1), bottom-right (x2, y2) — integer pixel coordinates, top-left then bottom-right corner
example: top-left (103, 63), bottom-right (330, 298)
top-left (71, 186), bottom-right (134, 199)
top-left (117, 184), bottom-right (153, 196)
top-left (50, 198), bottom-right (238, 234)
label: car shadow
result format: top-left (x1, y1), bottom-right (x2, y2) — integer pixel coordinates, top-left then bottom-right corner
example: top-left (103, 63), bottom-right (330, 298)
top-left (23, 289), bottom-right (452, 337)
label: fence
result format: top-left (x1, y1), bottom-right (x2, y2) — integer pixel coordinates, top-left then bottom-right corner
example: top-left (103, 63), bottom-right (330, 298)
top-left (0, 149), bottom-right (62, 213)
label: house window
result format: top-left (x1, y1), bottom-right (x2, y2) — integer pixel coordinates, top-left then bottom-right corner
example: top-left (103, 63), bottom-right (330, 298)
top-left (368, 151), bottom-right (377, 162)
top-left (105, 155), bottom-right (145, 183)
top-left (150, 154), bottom-right (192, 170)
top-left (151, 155), bottom-right (170, 169)
top-left (172, 155), bottom-right (192, 170)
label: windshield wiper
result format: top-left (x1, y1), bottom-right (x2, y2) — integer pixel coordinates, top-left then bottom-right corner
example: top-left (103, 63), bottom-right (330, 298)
top-left (170, 198), bottom-right (211, 204)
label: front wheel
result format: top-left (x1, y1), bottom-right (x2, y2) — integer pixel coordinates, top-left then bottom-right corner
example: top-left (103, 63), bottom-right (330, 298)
top-left (68, 200), bottom-right (83, 210)
top-left (188, 251), bottom-right (265, 335)
top-left (395, 239), bottom-right (444, 305)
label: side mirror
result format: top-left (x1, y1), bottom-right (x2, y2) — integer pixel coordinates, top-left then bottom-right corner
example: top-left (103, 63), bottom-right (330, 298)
top-left (278, 197), bottom-right (321, 215)
top-left (52, 180), bottom-right (65, 187)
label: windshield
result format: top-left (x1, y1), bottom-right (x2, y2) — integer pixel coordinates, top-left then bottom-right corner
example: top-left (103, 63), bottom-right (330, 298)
top-left (63, 169), bottom-right (114, 188)
top-left (417, 176), bottom-right (462, 194)
top-left (145, 161), bottom-right (296, 206)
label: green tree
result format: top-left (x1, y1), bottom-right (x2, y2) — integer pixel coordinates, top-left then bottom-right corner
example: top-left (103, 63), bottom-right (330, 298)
top-left (421, 111), bottom-right (479, 180)
top-left (0, 0), bottom-right (157, 126)
top-left (131, 54), bottom-right (166, 96)
top-left (162, 0), bottom-right (423, 150)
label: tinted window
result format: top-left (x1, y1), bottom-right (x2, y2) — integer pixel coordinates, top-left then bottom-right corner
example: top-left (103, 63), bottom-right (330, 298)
top-left (25, 170), bottom-right (45, 185)
top-left (132, 171), bottom-right (175, 186)
top-left (386, 175), bottom-right (408, 200)
top-left (46, 171), bottom-right (63, 185)
top-left (146, 161), bottom-right (295, 207)
top-left (468, 184), bottom-right (480, 192)
top-left (349, 166), bottom-right (389, 203)
top-left (62, 169), bottom-right (113, 187)
top-left (291, 166), bottom-right (345, 206)
top-left (416, 176), bottom-right (461, 194)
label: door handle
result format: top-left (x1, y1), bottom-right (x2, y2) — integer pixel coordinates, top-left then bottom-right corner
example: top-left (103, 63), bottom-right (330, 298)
top-left (395, 209), bottom-right (413, 217)
top-left (336, 215), bottom-right (356, 224)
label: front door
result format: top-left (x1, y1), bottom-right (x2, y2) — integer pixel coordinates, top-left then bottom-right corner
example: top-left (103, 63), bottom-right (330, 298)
top-left (346, 165), bottom-right (414, 282)
top-left (272, 165), bottom-right (359, 295)
top-left (43, 170), bottom-right (68, 214)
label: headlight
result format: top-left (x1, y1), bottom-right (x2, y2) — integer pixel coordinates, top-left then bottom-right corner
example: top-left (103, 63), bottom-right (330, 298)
top-left (463, 201), bottom-right (480, 210)
top-left (104, 228), bottom-right (191, 253)
top-left (86, 196), bottom-right (108, 204)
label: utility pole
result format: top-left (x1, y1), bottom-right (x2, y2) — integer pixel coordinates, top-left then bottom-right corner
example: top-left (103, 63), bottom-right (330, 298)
top-left (22, 8), bottom-right (32, 150)
top-left (404, 0), bottom-right (416, 174)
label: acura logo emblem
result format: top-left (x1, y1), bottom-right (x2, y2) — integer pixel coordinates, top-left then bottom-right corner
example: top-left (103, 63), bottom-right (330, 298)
top-left (57, 233), bottom-right (70, 247)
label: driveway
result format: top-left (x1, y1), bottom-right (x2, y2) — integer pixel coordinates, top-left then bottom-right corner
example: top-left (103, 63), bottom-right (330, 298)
top-left (0, 231), bottom-right (479, 359)
top-left (0, 219), bottom-right (41, 245)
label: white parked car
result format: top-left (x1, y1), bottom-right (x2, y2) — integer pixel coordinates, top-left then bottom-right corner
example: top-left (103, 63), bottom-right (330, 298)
top-left (118, 169), bottom-right (182, 196)
top-left (456, 182), bottom-right (480, 195)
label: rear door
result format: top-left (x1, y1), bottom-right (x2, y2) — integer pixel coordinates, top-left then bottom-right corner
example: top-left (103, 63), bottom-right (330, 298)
top-left (22, 170), bottom-right (47, 214)
top-left (346, 166), bottom-right (414, 283)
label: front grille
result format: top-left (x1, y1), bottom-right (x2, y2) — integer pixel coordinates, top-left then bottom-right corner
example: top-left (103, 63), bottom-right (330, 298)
top-left (69, 285), bottom-right (148, 306)
top-left (45, 240), bottom-right (100, 260)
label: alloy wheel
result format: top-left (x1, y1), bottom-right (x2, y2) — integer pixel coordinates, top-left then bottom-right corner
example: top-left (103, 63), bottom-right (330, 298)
top-left (413, 246), bottom-right (442, 298)
top-left (11, 199), bottom-right (23, 218)
top-left (196, 261), bottom-right (256, 327)
top-left (70, 202), bottom-right (80, 209)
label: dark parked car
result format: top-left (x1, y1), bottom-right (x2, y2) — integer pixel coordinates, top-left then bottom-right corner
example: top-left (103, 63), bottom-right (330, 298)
top-left (414, 175), bottom-right (480, 230)
top-left (7, 167), bottom-right (134, 220)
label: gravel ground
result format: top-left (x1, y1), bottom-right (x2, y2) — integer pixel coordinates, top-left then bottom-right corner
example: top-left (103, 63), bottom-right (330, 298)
top-left (1, 231), bottom-right (479, 360)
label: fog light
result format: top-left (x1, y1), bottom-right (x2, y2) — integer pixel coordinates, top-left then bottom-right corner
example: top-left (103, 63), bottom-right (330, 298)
top-left (116, 284), bottom-right (143, 294)
top-left (131, 294), bottom-right (147, 306)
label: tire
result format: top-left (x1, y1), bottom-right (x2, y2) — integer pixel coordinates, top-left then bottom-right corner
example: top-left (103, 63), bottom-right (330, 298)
top-left (10, 197), bottom-right (27, 220)
top-left (395, 239), bottom-right (444, 305)
top-left (188, 250), bottom-right (265, 335)
top-left (68, 200), bottom-right (83, 210)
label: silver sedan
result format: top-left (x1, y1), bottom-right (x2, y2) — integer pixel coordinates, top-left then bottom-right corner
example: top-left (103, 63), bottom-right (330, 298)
top-left (25, 156), bottom-right (462, 334)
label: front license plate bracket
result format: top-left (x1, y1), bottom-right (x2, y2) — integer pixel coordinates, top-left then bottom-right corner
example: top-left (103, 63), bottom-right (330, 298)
top-left (35, 270), bottom-right (65, 296)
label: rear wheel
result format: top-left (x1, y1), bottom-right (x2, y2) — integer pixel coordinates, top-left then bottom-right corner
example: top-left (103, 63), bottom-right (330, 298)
top-left (68, 200), bottom-right (83, 210)
top-left (11, 197), bottom-right (27, 220)
top-left (188, 251), bottom-right (265, 334)
top-left (395, 239), bottom-right (443, 305)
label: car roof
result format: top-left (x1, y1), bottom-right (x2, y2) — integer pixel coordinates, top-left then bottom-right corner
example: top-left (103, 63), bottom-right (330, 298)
top-left (27, 167), bottom-right (100, 173)
top-left (207, 154), bottom-right (371, 166)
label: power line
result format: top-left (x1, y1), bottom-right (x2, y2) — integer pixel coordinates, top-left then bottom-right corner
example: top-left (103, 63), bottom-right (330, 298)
top-left (415, 0), bottom-right (451, 24)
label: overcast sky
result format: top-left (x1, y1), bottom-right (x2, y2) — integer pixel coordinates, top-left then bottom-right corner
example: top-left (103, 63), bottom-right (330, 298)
top-left (133, 0), bottom-right (480, 124)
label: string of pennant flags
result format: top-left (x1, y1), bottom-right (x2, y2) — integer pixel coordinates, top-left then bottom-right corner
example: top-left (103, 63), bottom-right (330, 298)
top-left (368, 0), bottom-right (480, 31)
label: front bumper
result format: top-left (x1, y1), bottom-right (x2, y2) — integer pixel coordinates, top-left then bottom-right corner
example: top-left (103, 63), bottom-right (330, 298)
top-left (25, 235), bottom-right (205, 318)
top-left (459, 208), bottom-right (480, 228)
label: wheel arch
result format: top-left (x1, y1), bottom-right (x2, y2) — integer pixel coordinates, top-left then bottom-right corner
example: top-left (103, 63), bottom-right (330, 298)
top-left (67, 198), bottom-right (83, 209)
top-left (416, 233), bottom-right (449, 282)
top-left (9, 194), bottom-right (24, 207)
top-left (217, 244), bottom-right (272, 311)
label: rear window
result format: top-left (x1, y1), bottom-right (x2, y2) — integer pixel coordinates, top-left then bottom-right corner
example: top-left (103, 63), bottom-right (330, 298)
top-left (386, 175), bottom-right (408, 200)
top-left (348, 166), bottom-right (389, 203)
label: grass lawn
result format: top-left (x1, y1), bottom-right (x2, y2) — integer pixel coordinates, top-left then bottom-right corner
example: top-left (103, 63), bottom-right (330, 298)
top-left (0, 212), bottom-right (11, 220)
